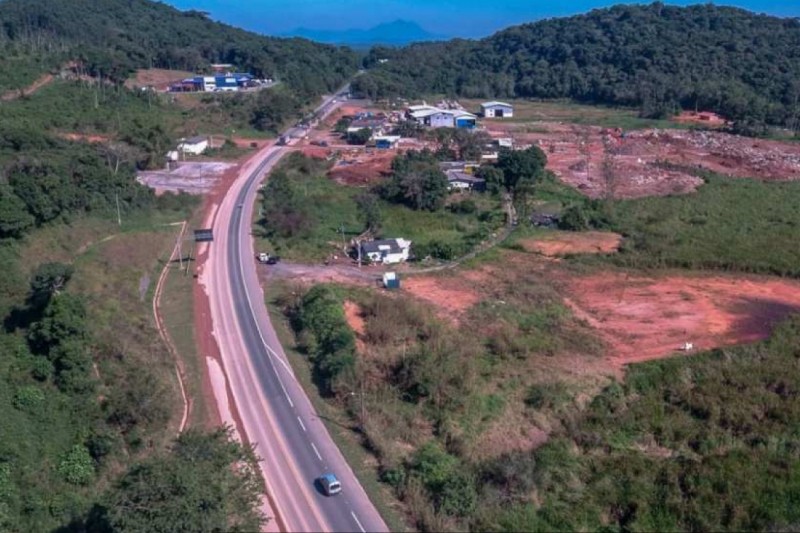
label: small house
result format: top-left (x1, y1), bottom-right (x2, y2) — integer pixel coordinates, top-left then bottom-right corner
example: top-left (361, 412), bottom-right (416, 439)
top-left (177, 136), bottom-right (208, 155)
top-left (360, 238), bottom-right (412, 265)
top-left (446, 170), bottom-right (486, 192)
top-left (480, 101), bottom-right (514, 118)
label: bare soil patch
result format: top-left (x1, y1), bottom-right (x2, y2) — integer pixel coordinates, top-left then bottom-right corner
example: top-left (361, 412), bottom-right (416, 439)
top-left (125, 68), bottom-right (194, 90)
top-left (673, 110), bottom-right (728, 127)
top-left (507, 122), bottom-right (800, 198)
top-left (561, 271), bottom-right (800, 370)
top-left (137, 161), bottom-right (238, 195)
top-left (329, 150), bottom-right (396, 186)
top-left (401, 271), bottom-right (488, 324)
top-left (57, 132), bottom-right (111, 144)
top-left (343, 300), bottom-right (368, 356)
top-left (522, 231), bottom-right (622, 257)
top-left (1, 72), bottom-right (54, 101)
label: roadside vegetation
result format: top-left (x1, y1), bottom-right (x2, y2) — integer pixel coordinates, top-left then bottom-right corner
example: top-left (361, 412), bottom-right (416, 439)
top-left (256, 152), bottom-right (505, 263)
top-left (0, 49), bottom-right (264, 532)
top-left (271, 260), bottom-right (605, 531)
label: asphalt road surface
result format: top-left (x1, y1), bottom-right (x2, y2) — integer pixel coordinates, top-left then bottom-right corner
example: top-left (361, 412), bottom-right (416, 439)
top-left (203, 88), bottom-right (387, 532)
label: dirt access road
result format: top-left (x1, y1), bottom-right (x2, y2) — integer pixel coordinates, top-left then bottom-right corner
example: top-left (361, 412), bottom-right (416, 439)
top-left (197, 87), bottom-right (387, 533)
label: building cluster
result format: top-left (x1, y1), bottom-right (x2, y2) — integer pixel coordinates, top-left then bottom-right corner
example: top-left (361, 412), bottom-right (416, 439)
top-left (406, 105), bottom-right (477, 129)
top-left (170, 65), bottom-right (272, 93)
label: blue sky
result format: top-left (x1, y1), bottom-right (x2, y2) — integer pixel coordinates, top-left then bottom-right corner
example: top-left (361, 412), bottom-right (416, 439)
top-left (165, 1), bottom-right (800, 38)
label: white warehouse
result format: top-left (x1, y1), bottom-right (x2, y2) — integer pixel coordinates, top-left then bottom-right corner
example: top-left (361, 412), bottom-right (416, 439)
top-left (480, 101), bottom-right (514, 118)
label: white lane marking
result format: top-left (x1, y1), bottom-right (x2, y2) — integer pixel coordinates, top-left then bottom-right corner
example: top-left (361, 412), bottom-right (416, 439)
top-left (266, 344), bottom-right (296, 377)
top-left (297, 416), bottom-right (307, 432)
top-left (311, 442), bottom-right (323, 461)
top-left (351, 511), bottom-right (366, 533)
top-left (233, 151), bottom-right (299, 414)
top-left (277, 376), bottom-right (294, 408)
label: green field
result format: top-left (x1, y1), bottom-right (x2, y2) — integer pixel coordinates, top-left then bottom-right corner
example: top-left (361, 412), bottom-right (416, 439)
top-left (586, 173), bottom-right (800, 277)
top-left (457, 97), bottom-right (690, 130)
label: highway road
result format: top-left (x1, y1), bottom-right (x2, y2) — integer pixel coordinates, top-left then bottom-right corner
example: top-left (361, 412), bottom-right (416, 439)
top-left (201, 87), bottom-right (388, 532)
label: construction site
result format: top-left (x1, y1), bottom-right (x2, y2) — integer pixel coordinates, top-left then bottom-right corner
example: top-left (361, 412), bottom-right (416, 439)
top-left (487, 122), bottom-right (800, 198)
top-left (136, 161), bottom-right (238, 195)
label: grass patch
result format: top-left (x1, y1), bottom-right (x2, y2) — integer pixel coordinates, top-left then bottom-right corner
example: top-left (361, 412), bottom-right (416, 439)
top-left (593, 173), bottom-right (800, 276)
top-left (457, 97), bottom-right (691, 130)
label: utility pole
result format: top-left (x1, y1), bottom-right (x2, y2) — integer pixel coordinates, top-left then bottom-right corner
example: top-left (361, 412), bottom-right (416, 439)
top-left (115, 192), bottom-right (122, 226)
top-left (340, 223), bottom-right (346, 252)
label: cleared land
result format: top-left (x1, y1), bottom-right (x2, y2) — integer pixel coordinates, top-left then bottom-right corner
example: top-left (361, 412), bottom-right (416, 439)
top-left (137, 161), bottom-right (238, 195)
top-left (521, 230), bottom-right (622, 257)
top-left (125, 68), bottom-right (194, 90)
top-left (488, 122), bottom-right (800, 198)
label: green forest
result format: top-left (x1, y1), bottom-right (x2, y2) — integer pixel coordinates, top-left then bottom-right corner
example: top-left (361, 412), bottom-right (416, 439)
top-left (0, 0), bottom-right (358, 98)
top-left (354, 3), bottom-right (800, 132)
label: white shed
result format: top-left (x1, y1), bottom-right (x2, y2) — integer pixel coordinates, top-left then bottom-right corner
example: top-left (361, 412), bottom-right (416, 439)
top-left (177, 136), bottom-right (209, 155)
top-left (480, 101), bottom-right (514, 118)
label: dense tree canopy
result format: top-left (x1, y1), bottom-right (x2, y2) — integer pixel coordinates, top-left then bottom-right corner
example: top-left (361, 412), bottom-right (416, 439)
top-left (0, 0), bottom-right (358, 98)
top-left (380, 150), bottom-right (449, 211)
top-left (101, 429), bottom-right (265, 533)
top-left (355, 3), bottom-right (800, 130)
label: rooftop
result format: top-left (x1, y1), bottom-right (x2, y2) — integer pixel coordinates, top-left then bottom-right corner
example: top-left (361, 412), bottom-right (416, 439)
top-left (180, 135), bottom-right (208, 145)
top-left (481, 101), bottom-right (513, 108)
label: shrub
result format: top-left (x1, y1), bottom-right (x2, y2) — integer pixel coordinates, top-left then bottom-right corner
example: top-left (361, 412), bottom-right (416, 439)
top-left (58, 445), bottom-right (95, 485)
top-left (11, 386), bottom-right (45, 411)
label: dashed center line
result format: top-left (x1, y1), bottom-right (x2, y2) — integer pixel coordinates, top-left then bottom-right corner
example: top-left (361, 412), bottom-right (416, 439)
top-left (351, 511), bottom-right (366, 533)
top-left (311, 442), bottom-right (323, 461)
top-left (297, 416), bottom-right (307, 432)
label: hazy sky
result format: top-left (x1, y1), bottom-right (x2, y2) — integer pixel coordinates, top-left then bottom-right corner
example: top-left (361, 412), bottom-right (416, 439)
top-left (164, 1), bottom-right (800, 38)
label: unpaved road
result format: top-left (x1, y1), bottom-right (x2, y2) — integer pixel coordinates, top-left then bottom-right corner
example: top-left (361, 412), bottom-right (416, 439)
top-left (199, 86), bottom-right (387, 533)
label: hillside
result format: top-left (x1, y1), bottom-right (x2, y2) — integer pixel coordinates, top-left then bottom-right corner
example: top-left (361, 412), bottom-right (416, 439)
top-left (0, 0), bottom-right (358, 96)
top-left (354, 3), bottom-right (800, 131)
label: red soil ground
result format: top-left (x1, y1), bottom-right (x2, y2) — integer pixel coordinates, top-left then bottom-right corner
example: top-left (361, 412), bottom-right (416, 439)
top-left (522, 231), bottom-right (623, 257)
top-left (673, 110), bottom-right (728, 127)
top-left (343, 300), bottom-right (368, 355)
top-left (505, 123), bottom-right (800, 198)
top-left (328, 151), bottom-right (396, 186)
top-left (561, 271), bottom-right (800, 371)
top-left (401, 271), bottom-right (488, 325)
top-left (124, 68), bottom-right (194, 91)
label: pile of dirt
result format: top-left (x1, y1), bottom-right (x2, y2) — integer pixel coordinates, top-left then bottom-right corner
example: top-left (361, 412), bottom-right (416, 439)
top-left (561, 272), bottom-right (800, 370)
top-left (522, 231), bottom-right (623, 257)
top-left (672, 110), bottom-right (728, 127)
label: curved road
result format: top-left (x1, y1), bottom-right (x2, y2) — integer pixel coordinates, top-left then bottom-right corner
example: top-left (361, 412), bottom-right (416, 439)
top-left (202, 88), bottom-right (387, 532)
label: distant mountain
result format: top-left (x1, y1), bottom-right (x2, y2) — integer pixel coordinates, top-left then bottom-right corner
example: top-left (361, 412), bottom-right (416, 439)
top-left (284, 19), bottom-right (446, 46)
